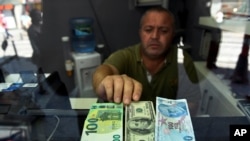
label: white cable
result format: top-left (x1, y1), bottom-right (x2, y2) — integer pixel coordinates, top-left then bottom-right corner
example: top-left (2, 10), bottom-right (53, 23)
top-left (46, 115), bottom-right (60, 141)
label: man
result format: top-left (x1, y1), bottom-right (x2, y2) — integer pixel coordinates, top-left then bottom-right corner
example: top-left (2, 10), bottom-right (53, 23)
top-left (92, 7), bottom-right (200, 115)
top-left (27, 9), bottom-right (42, 66)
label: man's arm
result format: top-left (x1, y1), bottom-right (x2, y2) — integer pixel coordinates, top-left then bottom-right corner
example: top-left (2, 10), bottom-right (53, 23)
top-left (92, 64), bottom-right (142, 105)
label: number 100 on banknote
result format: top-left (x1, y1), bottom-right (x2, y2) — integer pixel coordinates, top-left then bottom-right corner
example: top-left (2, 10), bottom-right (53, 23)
top-left (81, 103), bottom-right (123, 141)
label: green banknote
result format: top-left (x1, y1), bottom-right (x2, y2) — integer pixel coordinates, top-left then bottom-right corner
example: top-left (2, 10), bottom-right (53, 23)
top-left (125, 101), bottom-right (155, 141)
top-left (81, 103), bottom-right (123, 141)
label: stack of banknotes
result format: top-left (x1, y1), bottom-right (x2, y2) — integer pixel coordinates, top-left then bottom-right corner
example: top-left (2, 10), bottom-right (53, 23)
top-left (155, 97), bottom-right (196, 141)
top-left (81, 103), bottom-right (123, 141)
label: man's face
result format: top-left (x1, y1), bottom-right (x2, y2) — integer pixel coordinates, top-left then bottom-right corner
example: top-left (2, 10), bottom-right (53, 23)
top-left (139, 11), bottom-right (174, 58)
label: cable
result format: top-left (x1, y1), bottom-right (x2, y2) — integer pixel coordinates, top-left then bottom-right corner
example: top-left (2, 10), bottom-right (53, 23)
top-left (46, 115), bottom-right (60, 141)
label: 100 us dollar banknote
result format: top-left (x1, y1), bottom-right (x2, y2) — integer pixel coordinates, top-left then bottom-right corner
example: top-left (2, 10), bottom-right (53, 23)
top-left (81, 103), bottom-right (123, 141)
top-left (155, 97), bottom-right (195, 141)
top-left (125, 101), bottom-right (155, 141)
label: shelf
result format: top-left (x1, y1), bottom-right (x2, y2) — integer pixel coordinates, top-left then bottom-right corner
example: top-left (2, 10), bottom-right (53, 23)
top-left (199, 16), bottom-right (250, 35)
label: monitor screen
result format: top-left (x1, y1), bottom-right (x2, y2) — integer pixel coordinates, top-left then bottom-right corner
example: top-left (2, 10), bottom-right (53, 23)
top-left (31, 71), bottom-right (72, 110)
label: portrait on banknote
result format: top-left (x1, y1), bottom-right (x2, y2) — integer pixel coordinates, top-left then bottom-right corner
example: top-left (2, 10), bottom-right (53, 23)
top-left (127, 117), bottom-right (155, 135)
top-left (99, 110), bottom-right (122, 121)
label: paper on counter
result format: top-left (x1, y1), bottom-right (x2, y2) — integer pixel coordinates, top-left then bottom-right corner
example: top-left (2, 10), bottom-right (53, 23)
top-left (70, 98), bottom-right (98, 109)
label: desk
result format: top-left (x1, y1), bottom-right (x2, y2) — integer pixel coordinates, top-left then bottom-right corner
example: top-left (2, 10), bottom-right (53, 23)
top-left (32, 116), bottom-right (250, 141)
top-left (0, 72), bottom-right (98, 140)
top-left (0, 90), bottom-right (96, 141)
top-left (2, 114), bottom-right (248, 141)
top-left (0, 73), bottom-right (98, 110)
top-left (1, 110), bottom-right (88, 141)
top-left (1, 95), bottom-right (249, 140)
top-left (4, 73), bottom-right (50, 83)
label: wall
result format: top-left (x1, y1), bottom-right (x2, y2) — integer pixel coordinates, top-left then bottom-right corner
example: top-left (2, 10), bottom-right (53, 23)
top-left (40, 0), bottom-right (144, 93)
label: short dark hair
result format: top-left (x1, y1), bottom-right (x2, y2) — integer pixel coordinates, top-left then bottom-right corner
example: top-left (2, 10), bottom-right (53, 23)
top-left (139, 6), bottom-right (175, 29)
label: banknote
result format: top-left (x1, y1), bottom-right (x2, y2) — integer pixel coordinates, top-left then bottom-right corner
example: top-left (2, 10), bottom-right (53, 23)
top-left (125, 101), bottom-right (155, 141)
top-left (81, 103), bottom-right (123, 141)
top-left (155, 97), bottom-right (195, 141)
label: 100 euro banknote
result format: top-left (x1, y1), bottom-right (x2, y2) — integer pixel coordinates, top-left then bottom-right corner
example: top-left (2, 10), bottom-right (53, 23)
top-left (81, 103), bottom-right (123, 141)
top-left (125, 101), bottom-right (155, 141)
top-left (155, 97), bottom-right (195, 141)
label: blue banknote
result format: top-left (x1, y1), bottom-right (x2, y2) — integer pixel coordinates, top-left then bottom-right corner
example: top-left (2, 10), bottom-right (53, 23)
top-left (155, 97), bottom-right (195, 141)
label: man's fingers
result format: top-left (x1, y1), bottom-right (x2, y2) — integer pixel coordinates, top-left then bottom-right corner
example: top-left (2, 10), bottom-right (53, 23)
top-left (100, 75), bottom-right (142, 105)
top-left (102, 76), bottom-right (114, 102)
top-left (113, 76), bottom-right (124, 103)
top-left (132, 80), bottom-right (142, 101)
top-left (122, 75), bottom-right (133, 105)
top-left (96, 84), bottom-right (107, 100)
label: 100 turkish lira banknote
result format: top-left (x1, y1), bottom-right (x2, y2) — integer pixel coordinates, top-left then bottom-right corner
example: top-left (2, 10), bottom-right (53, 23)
top-left (155, 97), bottom-right (195, 141)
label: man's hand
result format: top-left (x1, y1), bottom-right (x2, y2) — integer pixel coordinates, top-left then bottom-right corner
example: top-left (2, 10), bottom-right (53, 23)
top-left (96, 74), bottom-right (142, 105)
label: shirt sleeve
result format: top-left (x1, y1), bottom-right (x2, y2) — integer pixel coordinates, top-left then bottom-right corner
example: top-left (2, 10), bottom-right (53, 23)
top-left (103, 49), bottom-right (129, 74)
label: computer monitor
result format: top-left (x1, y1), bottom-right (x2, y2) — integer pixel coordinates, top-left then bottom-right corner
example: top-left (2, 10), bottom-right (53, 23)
top-left (31, 71), bottom-right (72, 110)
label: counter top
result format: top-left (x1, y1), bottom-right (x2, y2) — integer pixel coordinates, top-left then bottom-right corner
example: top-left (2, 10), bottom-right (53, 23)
top-left (2, 113), bottom-right (248, 141)
top-left (30, 116), bottom-right (250, 141)
top-left (193, 116), bottom-right (249, 141)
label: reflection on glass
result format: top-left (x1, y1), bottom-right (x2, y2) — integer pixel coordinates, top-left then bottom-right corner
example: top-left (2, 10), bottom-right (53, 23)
top-left (0, 1), bottom-right (42, 74)
top-left (210, 0), bottom-right (250, 22)
top-left (207, 0), bottom-right (250, 101)
top-left (27, 8), bottom-right (42, 66)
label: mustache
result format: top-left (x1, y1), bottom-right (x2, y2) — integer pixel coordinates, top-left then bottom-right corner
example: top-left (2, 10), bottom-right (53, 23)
top-left (148, 40), bottom-right (161, 46)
